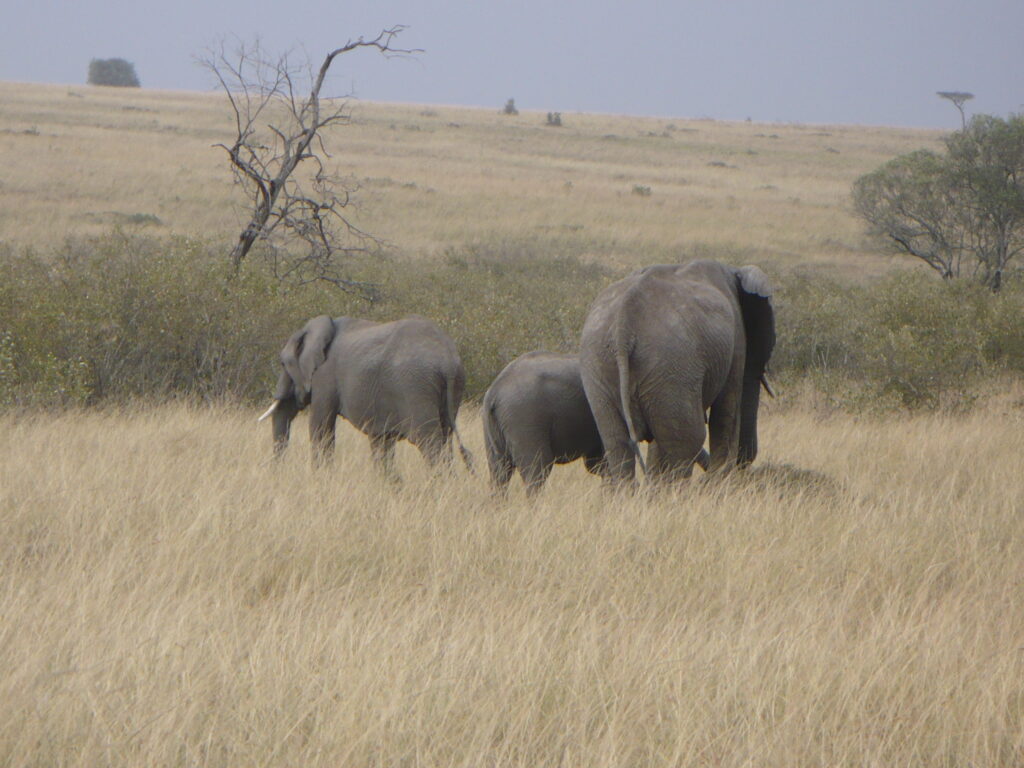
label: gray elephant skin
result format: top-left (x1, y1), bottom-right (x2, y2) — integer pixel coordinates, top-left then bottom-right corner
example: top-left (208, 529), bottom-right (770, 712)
top-left (259, 315), bottom-right (473, 471)
top-left (579, 259), bottom-right (775, 483)
top-left (483, 352), bottom-right (605, 494)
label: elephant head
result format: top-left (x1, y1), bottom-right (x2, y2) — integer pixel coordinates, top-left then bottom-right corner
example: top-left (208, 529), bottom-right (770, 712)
top-left (277, 315), bottom-right (336, 407)
top-left (257, 316), bottom-right (337, 452)
top-left (734, 265), bottom-right (775, 466)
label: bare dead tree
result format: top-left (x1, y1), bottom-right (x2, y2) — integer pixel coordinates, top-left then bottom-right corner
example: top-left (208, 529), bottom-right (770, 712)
top-left (200, 28), bottom-right (418, 294)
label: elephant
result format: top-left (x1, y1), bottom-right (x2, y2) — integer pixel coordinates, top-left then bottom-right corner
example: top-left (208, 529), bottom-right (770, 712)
top-left (579, 259), bottom-right (775, 484)
top-left (482, 352), bottom-right (606, 494)
top-left (257, 315), bottom-right (473, 474)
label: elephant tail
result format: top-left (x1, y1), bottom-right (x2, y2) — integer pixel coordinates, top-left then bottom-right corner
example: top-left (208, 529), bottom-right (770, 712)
top-left (482, 400), bottom-right (505, 462)
top-left (482, 397), bottom-right (511, 488)
top-left (614, 329), bottom-right (648, 476)
top-left (445, 373), bottom-right (476, 475)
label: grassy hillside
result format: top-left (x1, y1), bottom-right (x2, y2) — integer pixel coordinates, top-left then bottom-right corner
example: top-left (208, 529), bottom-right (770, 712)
top-left (0, 81), bottom-right (939, 274)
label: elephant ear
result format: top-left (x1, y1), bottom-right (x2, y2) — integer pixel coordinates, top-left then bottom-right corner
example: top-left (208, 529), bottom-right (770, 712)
top-left (279, 315), bottom-right (336, 406)
top-left (272, 368), bottom-right (295, 402)
top-left (736, 265), bottom-right (775, 372)
top-left (737, 265), bottom-right (773, 300)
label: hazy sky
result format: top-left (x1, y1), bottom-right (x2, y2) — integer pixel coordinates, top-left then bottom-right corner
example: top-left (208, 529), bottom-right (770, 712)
top-left (3, 0), bottom-right (1021, 128)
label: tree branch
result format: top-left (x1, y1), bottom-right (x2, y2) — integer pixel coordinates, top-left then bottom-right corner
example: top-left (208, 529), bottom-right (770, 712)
top-left (199, 28), bottom-right (418, 292)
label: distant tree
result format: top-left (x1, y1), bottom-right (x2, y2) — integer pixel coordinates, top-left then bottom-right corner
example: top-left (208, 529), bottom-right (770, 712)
top-left (936, 91), bottom-right (974, 129)
top-left (545, 111), bottom-right (562, 127)
top-left (503, 98), bottom-right (518, 115)
top-left (853, 113), bottom-right (1024, 290)
top-left (87, 58), bottom-right (140, 87)
top-left (199, 28), bottom-right (418, 291)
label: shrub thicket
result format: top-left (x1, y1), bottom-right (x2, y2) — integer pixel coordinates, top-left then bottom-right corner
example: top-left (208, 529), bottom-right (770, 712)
top-left (1, 232), bottom-right (1022, 410)
top-left (774, 269), bottom-right (1024, 409)
top-left (0, 233), bottom-right (611, 407)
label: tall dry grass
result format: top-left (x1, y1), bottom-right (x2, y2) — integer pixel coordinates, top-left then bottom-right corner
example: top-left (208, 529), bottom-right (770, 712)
top-left (3, 402), bottom-right (1022, 766)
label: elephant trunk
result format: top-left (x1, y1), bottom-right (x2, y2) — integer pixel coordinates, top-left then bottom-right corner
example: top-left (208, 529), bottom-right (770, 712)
top-left (736, 276), bottom-right (775, 468)
top-left (737, 368), bottom-right (762, 467)
top-left (271, 396), bottom-right (300, 457)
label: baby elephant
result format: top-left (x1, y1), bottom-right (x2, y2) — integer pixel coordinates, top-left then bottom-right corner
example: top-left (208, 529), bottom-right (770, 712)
top-left (483, 352), bottom-right (605, 494)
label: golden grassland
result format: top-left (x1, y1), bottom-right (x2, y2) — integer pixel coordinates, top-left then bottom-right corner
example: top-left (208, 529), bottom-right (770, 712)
top-left (2, 400), bottom-right (1023, 766)
top-left (3, 82), bottom-right (1023, 765)
top-left (0, 81), bottom-right (939, 275)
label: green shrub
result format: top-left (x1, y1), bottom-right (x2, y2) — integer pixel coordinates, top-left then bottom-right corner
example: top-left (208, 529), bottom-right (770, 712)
top-left (0, 233), bottom-right (611, 407)
top-left (2, 232), bottom-right (1021, 411)
top-left (379, 243), bottom-right (612, 395)
top-left (774, 268), bottom-right (1024, 409)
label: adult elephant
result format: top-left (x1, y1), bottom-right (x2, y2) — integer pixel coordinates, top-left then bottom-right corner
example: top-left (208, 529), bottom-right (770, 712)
top-left (579, 259), bottom-right (775, 484)
top-left (258, 315), bottom-right (473, 473)
top-left (483, 352), bottom-right (605, 494)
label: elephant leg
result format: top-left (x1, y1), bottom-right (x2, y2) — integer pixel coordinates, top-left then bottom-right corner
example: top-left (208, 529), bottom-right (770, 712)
top-left (309, 391), bottom-right (339, 466)
top-left (516, 446), bottom-right (555, 496)
top-left (587, 390), bottom-right (636, 485)
top-left (602, 442), bottom-right (636, 485)
top-left (370, 434), bottom-right (399, 483)
top-left (653, 441), bottom-right (709, 473)
top-left (695, 447), bottom-right (711, 472)
top-left (485, 430), bottom-right (515, 495)
top-left (489, 453), bottom-right (515, 495)
top-left (708, 364), bottom-right (744, 473)
top-left (521, 463), bottom-right (553, 496)
top-left (646, 441), bottom-right (661, 474)
top-left (646, 403), bottom-right (707, 483)
top-left (583, 454), bottom-right (606, 477)
top-left (412, 420), bottom-right (450, 470)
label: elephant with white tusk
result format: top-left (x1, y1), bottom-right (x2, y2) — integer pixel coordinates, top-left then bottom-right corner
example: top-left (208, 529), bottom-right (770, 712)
top-left (579, 259), bottom-right (775, 484)
top-left (259, 315), bottom-right (474, 475)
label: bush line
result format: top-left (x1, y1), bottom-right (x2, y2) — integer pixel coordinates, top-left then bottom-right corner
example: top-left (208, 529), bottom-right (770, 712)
top-left (2, 232), bottom-right (1022, 410)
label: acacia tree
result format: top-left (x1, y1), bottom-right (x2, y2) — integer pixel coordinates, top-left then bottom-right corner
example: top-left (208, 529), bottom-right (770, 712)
top-left (88, 58), bottom-right (140, 87)
top-left (852, 113), bottom-right (1024, 290)
top-left (936, 91), bottom-right (974, 129)
top-left (200, 28), bottom-right (417, 292)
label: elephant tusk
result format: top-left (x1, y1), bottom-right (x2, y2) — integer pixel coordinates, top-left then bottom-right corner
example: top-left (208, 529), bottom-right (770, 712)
top-left (257, 400), bottom-right (280, 423)
top-left (760, 373), bottom-right (777, 398)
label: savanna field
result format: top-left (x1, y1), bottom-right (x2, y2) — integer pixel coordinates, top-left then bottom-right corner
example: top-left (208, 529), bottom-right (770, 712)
top-left (2, 82), bottom-right (1023, 765)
